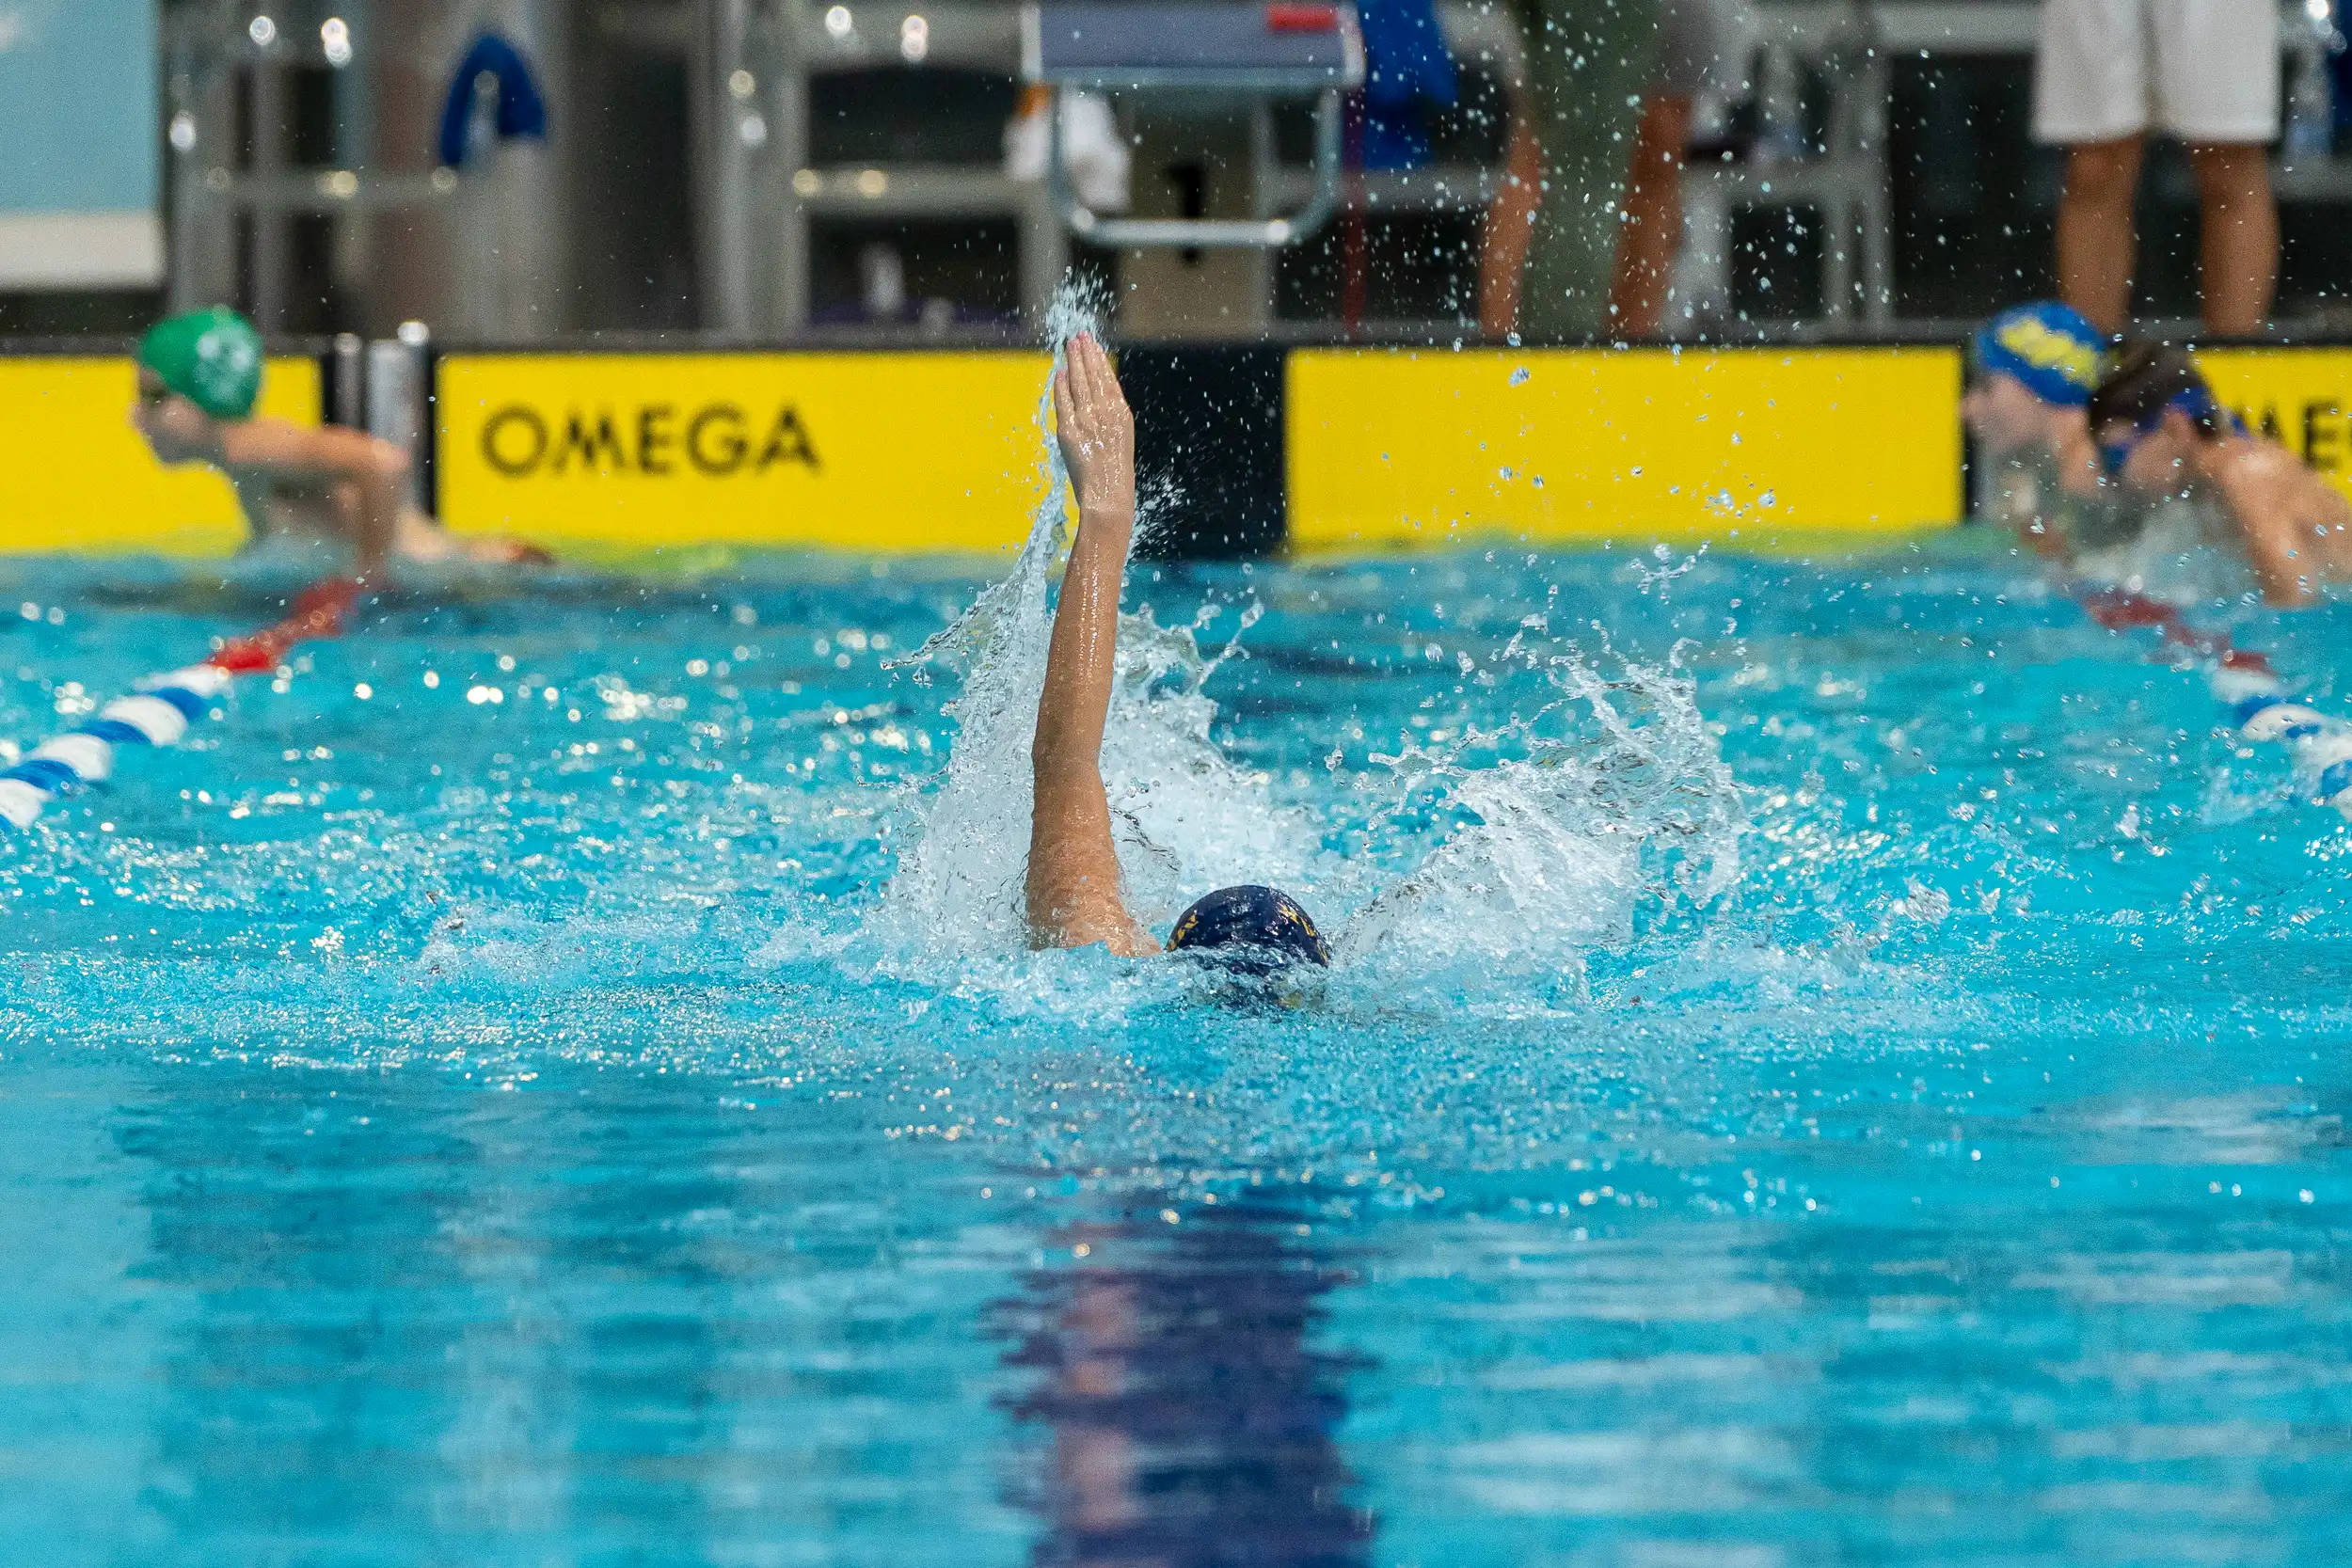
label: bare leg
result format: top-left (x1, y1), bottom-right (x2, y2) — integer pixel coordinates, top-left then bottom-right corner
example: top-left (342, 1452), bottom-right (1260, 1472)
top-left (1518, 0), bottom-right (1665, 340)
top-left (2186, 141), bottom-right (2278, 335)
top-left (1609, 94), bottom-right (1692, 339)
top-left (1478, 114), bottom-right (1543, 338)
top-left (2056, 135), bottom-right (2145, 335)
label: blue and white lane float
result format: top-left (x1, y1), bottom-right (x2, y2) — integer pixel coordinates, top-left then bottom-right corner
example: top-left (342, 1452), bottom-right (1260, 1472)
top-left (0, 664), bottom-right (235, 830)
top-left (2074, 585), bottom-right (2352, 819)
top-left (0, 577), bottom-right (360, 832)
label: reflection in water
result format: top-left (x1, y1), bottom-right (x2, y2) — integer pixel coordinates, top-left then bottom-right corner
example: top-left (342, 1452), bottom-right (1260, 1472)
top-left (103, 1064), bottom-right (1036, 1565)
top-left (44, 1041), bottom-right (2352, 1565)
top-left (997, 1201), bottom-right (1373, 1568)
top-left (118, 1072), bottom-right (690, 1556)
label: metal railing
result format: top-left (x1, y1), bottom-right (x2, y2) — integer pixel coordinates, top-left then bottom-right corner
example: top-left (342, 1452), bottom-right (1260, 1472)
top-left (160, 0), bottom-right (2350, 340)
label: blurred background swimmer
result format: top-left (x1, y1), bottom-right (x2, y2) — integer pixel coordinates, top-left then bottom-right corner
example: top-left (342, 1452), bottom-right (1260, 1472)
top-left (130, 308), bottom-right (547, 579)
top-left (2089, 342), bottom-right (2352, 608)
top-left (1024, 334), bottom-right (1330, 975)
top-left (1962, 301), bottom-right (2111, 561)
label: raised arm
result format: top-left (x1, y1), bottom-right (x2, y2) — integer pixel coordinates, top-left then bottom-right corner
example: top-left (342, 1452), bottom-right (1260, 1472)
top-left (1025, 335), bottom-right (1158, 956)
top-left (220, 419), bottom-right (406, 581)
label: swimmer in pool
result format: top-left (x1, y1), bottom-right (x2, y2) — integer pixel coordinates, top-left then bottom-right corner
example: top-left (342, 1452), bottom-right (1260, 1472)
top-left (129, 307), bottom-right (544, 579)
top-left (1960, 301), bottom-right (2110, 560)
top-left (1025, 333), bottom-right (1331, 974)
top-left (2088, 342), bottom-right (2352, 608)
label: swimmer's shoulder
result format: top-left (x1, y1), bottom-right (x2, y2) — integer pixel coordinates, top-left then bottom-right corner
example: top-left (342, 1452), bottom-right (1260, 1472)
top-left (2204, 437), bottom-right (2312, 525)
top-left (219, 417), bottom-right (404, 483)
top-left (2214, 433), bottom-right (2309, 488)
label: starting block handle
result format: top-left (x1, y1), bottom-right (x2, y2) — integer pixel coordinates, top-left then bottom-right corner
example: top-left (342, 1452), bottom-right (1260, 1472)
top-left (1047, 85), bottom-right (1344, 248)
top-left (1022, 2), bottom-right (1361, 249)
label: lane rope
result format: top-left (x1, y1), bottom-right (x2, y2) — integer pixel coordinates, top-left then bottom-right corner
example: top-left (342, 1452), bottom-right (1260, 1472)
top-left (5, 571), bottom-right (2337, 832)
top-left (0, 577), bottom-right (362, 832)
top-left (2073, 583), bottom-right (2352, 819)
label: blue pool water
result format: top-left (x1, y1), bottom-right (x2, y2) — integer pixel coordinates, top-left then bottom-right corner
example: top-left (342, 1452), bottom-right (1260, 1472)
top-left (2, 520), bottom-right (2349, 1565)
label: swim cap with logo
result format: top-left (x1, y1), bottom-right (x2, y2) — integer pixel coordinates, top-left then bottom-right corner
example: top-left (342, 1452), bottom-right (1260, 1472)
top-left (1973, 302), bottom-right (2105, 408)
top-left (1167, 884), bottom-right (1331, 974)
top-left (136, 308), bottom-right (264, 420)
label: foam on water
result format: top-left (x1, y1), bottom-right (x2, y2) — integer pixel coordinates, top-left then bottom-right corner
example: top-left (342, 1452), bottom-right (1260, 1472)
top-left (866, 280), bottom-right (1103, 964)
top-left (1337, 651), bottom-right (1743, 989)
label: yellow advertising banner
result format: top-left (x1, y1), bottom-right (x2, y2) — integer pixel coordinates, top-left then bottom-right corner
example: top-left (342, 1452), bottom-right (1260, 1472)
top-left (437, 351), bottom-right (1056, 554)
top-left (1286, 345), bottom-right (1964, 554)
top-left (6, 343), bottom-right (2348, 562)
top-left (2195, 348), bottom-right (2352, 509)
top-left (0, 355), bottom-right (320, 556)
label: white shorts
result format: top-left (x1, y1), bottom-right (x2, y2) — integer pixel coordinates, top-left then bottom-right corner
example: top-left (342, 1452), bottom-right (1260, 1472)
top-left (2033, 0), bottom-right (2279, 144)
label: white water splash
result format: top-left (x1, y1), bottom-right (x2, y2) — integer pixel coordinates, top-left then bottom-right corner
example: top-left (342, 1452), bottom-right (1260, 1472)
top-left (862, 276), bottom-right (1742, 988)
top-left (1093, 601), bottom-right (1316, 934)
top-left (865, 361), bottom-right (1071, 959)
top-left (1338, 653), bottom-right (1743, 986)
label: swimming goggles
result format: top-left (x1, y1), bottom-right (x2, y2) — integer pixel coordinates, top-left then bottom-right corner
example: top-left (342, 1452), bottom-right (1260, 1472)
top-left (2097, 388), bottom-right (2233, 480)
top-left (2096, 424), bottom-right (2148, 480)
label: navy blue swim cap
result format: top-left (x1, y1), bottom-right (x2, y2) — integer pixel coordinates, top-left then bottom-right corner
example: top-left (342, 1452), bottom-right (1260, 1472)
top-left (1973, 302), bottom-right (2106, 407)
top-left (1167, 885), bottom-right (1330, 973)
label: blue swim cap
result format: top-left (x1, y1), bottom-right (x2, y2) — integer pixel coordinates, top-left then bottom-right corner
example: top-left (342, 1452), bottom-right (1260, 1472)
top-left (1974, 302), bottom-right (2106, 407)
top-left (1168, 885), bottom-right (1330, 974)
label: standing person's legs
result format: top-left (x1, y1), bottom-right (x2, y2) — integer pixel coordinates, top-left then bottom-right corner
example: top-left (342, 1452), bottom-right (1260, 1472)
top-left (1608, 94), bottom-right (1692, 337)
top-left (2034, 0), bottom-right (2148, 334)
top-left (2184, 145), bottom-right (2276, 333)
top-left (1518, 0), bottom-right (1664, 340)
top-left (2153, 0), bottom-right (2279, 333)
top-left (2056, 136), bottom-right (2147, 334)
top-left (1478, 114), bottom-right (1544, 337)
top-left (1609, 0), bottom-right (1743, 336)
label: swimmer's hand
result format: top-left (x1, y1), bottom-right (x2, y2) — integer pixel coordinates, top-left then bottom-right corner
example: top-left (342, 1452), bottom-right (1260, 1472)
top-left (1053, 333), bottom-right (1136, 524)
top-left (463, 536), bottom-right (557, 567)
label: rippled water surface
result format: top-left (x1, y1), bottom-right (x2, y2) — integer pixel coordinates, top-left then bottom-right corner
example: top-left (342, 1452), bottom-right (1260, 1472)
top-left (2, 527), bottom-right (2348, 1566)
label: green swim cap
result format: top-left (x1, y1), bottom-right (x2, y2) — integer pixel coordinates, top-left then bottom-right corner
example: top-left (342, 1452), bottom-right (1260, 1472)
top-left (136, 307), bottom-right (263, 420)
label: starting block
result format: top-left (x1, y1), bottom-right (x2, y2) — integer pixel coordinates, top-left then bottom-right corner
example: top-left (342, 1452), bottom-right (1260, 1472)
top-left (1019, 2), bottom-right (1365, 247)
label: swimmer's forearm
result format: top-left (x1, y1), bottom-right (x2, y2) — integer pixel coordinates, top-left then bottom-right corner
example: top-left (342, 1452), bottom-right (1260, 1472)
top-left (1033, 505), bottom-right (1132, 766)
top-left (2246, 538), bottom-right (2313, 607)
top-left (2229, 496), bottom-right (2317, 608)
top-left (1026, 505), bottom-right (1138, 949)
top-left (2239, 535), bottom-right (2314, 610)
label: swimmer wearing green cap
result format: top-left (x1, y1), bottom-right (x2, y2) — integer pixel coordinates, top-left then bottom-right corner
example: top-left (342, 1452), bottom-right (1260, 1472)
top-left (131, 308), bottom-right (542, 578)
